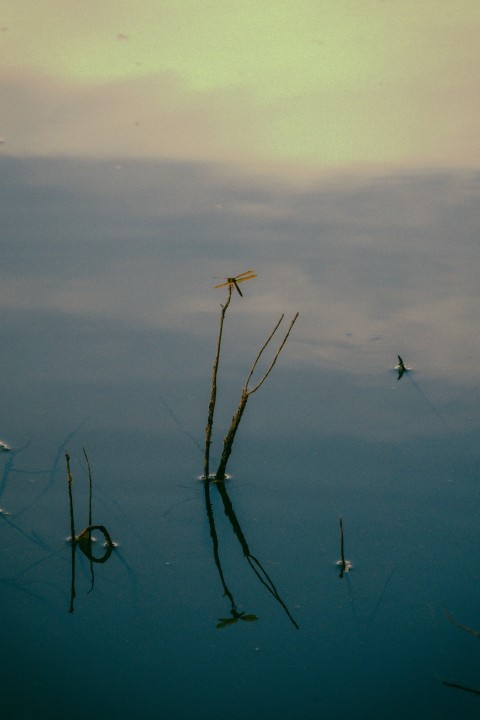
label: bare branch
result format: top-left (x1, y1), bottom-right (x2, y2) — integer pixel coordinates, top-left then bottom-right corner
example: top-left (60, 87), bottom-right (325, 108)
top-left (248, 312), bottom-right (299, 395)
top-left (204, 284), bottom-right (232, 478)
top-left (244, 314), bottom-right (284, 390)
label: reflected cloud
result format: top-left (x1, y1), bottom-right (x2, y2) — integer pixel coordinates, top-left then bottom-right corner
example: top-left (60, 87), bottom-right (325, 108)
top-left (1, 157), bottom-right (479, 442)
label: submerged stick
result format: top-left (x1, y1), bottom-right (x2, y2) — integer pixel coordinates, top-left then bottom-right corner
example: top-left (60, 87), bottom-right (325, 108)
top-left (215, 312), bottom-right (299, 481)
top-left (204, 285), bottom-right (233, 479)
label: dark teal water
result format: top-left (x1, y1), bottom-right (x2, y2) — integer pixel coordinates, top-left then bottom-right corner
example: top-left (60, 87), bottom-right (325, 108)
top-left (1, 159), bottom-right (480, 719)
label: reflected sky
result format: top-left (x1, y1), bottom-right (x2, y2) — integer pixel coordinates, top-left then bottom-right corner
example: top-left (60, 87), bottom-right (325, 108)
top-left (1, 2), bottom-right (479, 168)
top-left (1, 157), bottom-right (479, 448)
top-left (1, 159), bottom-right (480, 719)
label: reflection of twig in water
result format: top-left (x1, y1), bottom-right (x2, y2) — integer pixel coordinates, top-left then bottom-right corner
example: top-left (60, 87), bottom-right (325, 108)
top-left (335, 518), bottom-right (395, 638)
top-left (208, 479), bottom-right (299, 629)
top-left (65, 451), bottom-right (116, 612)
top-left (442, 609), bottom-right (480, 695)
top-left (444, 608), bottom-right (480, 639)
top-left (158, 394), bottom-right (203, 453)
top-left (13, 423), bottom-right (89, 521)
top-left (362, 562), bottom-right (396, 634)
top-left (0, 510), bottom-right (53, 552)
top-left (442, 680), bottom-right (480, 696)
top-left (204, 479), bottom-right (258, 628)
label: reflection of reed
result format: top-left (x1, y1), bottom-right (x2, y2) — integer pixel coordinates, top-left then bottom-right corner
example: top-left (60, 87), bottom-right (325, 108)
top-left (443, 608), bottom-right (480, 696)
top-left (204, 478), bottom-right (299, 629)
top-left (65, 450), bottom-right (115, 612)
top-left (204, 279), bottom-right (299, 481)
top-left (442, 681), bottom-right (480, 696)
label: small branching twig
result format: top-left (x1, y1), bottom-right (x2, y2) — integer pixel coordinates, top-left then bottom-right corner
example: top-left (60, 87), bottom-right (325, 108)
top-left (64, 451), bottom-right (115, 610)
top-left (215, 312), bottom-right (299, 480)
top-left (247, 312), bottom-right (299, 395)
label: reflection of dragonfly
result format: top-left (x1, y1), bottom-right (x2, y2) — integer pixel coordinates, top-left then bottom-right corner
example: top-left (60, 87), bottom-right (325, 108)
top-left (213, 270), bottom-right (257, 297)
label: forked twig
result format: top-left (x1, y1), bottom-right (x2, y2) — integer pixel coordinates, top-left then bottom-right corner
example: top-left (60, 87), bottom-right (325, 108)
top-left (215, 312), bottom-right (299, 480)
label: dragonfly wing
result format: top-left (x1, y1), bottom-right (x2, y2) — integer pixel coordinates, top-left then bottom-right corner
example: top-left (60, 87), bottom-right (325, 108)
top-left (235, 274), bottom-right (257, 284)
top-left (213, 281), bottom-right (230, 289)
top-left (234, 269), bottom-right (255, 279)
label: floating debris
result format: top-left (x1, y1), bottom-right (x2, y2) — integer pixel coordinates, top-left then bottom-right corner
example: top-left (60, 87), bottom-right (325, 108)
top-left (336, 558), bottom-right (353, 573)
top-left (0, 441), bottom-right (11, 452)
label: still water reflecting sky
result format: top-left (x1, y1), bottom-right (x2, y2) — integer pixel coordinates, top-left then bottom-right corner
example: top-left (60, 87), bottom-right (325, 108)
top-left (1, 156), bottom-right (480, 718)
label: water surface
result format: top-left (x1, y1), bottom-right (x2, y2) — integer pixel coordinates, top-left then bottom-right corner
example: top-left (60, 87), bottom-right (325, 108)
top-left (1, 158), bottom-right (480, 718)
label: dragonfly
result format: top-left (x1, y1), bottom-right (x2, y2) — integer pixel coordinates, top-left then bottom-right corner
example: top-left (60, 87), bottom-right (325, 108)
top-left (213, 269), bottom-right (257, 297)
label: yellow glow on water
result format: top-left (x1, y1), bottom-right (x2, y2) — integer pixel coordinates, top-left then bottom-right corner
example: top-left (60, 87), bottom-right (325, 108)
top-left (4, 1), bottom-right (465, 91)
top-left (2, 1), bottom-right (479, 168)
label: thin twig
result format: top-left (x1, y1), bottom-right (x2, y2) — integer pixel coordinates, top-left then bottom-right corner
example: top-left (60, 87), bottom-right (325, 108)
top-left (65, 452), bottom-right (75, 542)
top-left (83, 448), bottom-right (93, 530)
top-left (340, 517), bottom-right (345, 562)
top-left (244, 314), bottom-right (284, 390)
top-left (65, 452), bottom-right (76, 613)
top-left (248, 312), bottom-right (299, 395)
top-left (204, 285), bottom-right (232, 478)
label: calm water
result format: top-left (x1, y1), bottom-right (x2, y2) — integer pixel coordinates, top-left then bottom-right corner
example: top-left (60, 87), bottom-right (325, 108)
top-left (1, 158), bottom-right (480, 719)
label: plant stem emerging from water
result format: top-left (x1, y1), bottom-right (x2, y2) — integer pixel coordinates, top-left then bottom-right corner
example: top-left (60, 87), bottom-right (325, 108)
top-left (65, 452), bottom-right (76, 542)
top-left (65, 452), bottom-right (76, 612)
top-left (204, 285), bottom-right (232, 479)
top-left (339, 516), bottom-right (346, 578)
top-left (215, 312), bottom-right (299, 481)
